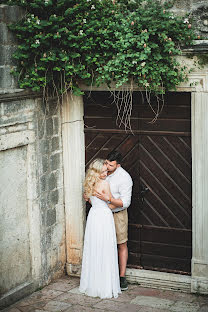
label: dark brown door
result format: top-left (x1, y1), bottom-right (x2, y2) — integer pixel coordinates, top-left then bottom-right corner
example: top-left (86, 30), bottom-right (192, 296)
top-left (84, 91), bottom-right (192, 274)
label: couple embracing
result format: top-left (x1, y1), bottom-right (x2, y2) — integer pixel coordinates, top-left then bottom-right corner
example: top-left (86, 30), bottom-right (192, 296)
top-left (79, 150), bottom-right (133, 299)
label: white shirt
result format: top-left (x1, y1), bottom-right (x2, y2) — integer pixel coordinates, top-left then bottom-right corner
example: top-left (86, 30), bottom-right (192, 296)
top-left (106, 166), bottom-right (133, 212)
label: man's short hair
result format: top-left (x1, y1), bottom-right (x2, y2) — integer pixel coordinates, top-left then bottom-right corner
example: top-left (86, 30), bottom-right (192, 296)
top-left (106, 150), bottom-right (123, 164)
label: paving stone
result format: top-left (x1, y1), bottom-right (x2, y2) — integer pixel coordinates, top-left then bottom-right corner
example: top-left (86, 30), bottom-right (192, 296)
top-left (93, 299), bottom-right (139, 312)
top-left (17, 302), bottom-right (47, 312)
top-left (65, 306), bottom-right (106, 312)
top-left (110, 289), bottom-right (140, 303)
top-left (43, 300), bottom-right (72, 311)
top-left (198, 306), bottom-right (208, 312)
top-left (2, 308), bottom-right (21, 312)
top-left (19, 309), bottom-right (45, 312)
top-left (55, 292), bottom-right (101, 307)
top-left (170, 301), bottom-right (201, 312)
top-left (134, 307), bottom-right (170, 312)
top-left (130, 295), bottom-right (173, 309)
top-left (47, 280), bottom-right (79, 292)
top-left (193, 295), bottom-right (208, 306)
top-left (68, 287), bottom-right (81, 294)
top-left (17, 290), bottom-right (63, 307)
top-left (129, 287), bottom-right (197, 303)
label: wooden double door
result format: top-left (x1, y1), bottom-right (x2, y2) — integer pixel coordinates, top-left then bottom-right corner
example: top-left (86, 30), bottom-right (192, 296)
top-left (84, 91), bottom-right (192, 274)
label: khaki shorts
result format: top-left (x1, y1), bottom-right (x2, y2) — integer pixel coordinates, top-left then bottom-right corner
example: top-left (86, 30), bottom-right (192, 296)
top-left (113, 209), bottom-right (128, 245)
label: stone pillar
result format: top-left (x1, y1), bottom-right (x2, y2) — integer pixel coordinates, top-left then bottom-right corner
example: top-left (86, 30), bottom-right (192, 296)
top-left (61, 92), bottom-right (85, 275)
top-left (191, 91), bottom-right (208, 294)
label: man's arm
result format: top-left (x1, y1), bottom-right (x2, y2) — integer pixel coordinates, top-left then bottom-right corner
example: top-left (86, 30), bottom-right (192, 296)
top-left (93, 189), bottom-right (123, 207)
top-left (94, 175), bottom-right (133, 209)
top-left (118, 177), bottom-right (133, 209)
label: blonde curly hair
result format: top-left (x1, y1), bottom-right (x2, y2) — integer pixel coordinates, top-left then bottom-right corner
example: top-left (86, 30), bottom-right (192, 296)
top-left (84, 158), bottom-right (105, 198)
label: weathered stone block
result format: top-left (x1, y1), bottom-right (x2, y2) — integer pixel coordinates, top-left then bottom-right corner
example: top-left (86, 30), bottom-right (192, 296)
top-left (46, 118), bottom-right (53, 137)
top-left (1, 99), bottom-right (35, 116)
top-left (38, 119), bottom-right (46, 140)
top-left (40, 174), bottom-right (47, 193)
top-left (0, 146), bottom-right (31, 295)
top-left (0, 128), bottom-right (7, 135)
top-left (48, 172), bottom-right (57, 191)
top-left (50, 189), bottom-right (59, 206)
top-left (41, 155), bottom-right (49, 174)
top-left (172, 0), bottom-right (191, 9)
top-left (7, 124), bottom-right (28, 133)
top-left (46, 229), bottom-right (52, 248)
top-left (0, 66), bottom-right (17, 89)
top-left (51, 136), bottom-right (60, 152)
top-left (46, 209), bottom-right (56, 227)
top-left (0, 5), bottom-right (24, 24)
top-left (53, 117), bottom-right (59, 135)
top-left (40, 139), bottom-right (49, 156)
top-left (50, 153), bottom-right (60, 171)
top-left (46, 100), bottom-right (58, 117)
top-left (0, 23), bottom-right (16, 45)
top-left (0, 45), bottom-right (17, 66)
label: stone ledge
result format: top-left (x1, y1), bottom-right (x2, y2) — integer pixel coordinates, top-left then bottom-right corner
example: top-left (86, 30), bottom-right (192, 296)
top-left (0, 130), bottom-right (35, 151)
top-left (0, 281), bottom-right (36, 310)
top-left (182, 40), bottom-right (208, 54)
top-left (126, 268), bottom-right (191, 293)
top-left (0, 89), bottom-right (42, 101)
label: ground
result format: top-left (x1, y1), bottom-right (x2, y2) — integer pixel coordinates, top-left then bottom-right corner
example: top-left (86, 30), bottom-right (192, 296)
top-left (2, 276), bottom-right (208, 312)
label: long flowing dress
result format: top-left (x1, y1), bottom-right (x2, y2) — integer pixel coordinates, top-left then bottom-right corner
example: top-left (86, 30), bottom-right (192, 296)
top-left (79, 196), bottom-right (121, 299)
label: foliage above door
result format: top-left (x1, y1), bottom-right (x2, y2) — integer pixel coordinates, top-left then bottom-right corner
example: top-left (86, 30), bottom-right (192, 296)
top-left (6, 0), bottom-right (197, 96)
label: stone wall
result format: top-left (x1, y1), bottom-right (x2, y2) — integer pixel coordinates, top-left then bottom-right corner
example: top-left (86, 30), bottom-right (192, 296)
top-left (0, 4), bottom-right (66, 308)
top-left (37, 97), bottom-right (66, 285)
top-left (0, 4), bottom-right (23, 92)
top-left (0, 92), bottom-right (66, 309)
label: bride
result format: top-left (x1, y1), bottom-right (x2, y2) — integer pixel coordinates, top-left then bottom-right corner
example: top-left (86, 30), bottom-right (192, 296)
top-left (79, 158), bottom-right (121, 299)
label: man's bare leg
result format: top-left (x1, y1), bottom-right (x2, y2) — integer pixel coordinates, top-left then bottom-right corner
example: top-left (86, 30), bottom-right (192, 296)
top-left (118, 242), bottom-right (128, 277)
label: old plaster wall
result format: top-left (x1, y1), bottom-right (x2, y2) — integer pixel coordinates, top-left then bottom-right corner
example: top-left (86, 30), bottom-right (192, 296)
top-left (0, 4), bottom-right (66, 309)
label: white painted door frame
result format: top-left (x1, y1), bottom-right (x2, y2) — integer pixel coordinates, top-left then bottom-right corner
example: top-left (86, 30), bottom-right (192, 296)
top-left (61, 67), bottom-right (208, 294)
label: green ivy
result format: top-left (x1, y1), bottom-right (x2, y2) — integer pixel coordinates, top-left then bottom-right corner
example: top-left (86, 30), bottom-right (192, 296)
top-left (6, 0), bottom-right (196, 95)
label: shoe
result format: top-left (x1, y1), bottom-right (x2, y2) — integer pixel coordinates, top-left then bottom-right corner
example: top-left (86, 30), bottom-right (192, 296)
top-left (120, 276), bottom-right (128, 291)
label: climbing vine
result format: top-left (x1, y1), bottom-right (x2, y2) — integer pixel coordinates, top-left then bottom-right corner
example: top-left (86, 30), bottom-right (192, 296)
top-left (6, 0), bottom-right (196, 97)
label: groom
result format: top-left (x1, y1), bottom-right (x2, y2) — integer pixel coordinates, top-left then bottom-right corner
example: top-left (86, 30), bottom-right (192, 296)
top-left (94, 150), bottom-right (133, 291)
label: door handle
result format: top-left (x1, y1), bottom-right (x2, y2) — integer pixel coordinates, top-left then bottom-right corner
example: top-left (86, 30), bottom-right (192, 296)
top-left (139, 184), bottom-right (149, 203)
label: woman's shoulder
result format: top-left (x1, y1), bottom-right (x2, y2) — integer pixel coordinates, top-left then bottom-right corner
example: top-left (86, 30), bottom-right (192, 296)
top-left (95, 180), bottom-right (109, 192)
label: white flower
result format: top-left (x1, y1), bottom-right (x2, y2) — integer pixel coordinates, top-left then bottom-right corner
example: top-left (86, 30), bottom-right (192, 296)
top-left (53, 14), bottom-right (56, 17)
top-left (169, 14), bottom-right (174, 19)
top-left (86, 0), bottom-right (91, 2)
top-left (183, 18), bottom-right (189, 24)
top-left (83, 18), bottom-right (87, 23)
top-left (45, 0), bottom-right (49, 3)
top-left (36, 19), bottom-right (40, 24)
top-left (145, 82), bottom-right (150, 87)
top-left (31, 14), bottom-right (34, 18)
top-left (35, 39), bottom-right (40, 44)
top-left (141, 62), bottom-right (146, 67)
top-left (132, 60), bottom-right (137, 65)
top-left (27, 18), bottom-right (31, 23)
top-left (79, 30), bottom-right (84, 35)
top-left (91, 5), bottom-right (95, 9)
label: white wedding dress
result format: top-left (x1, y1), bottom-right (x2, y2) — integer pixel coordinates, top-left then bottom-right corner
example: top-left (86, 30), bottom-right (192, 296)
top-left (79, 196), bottom-right (121, 299)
